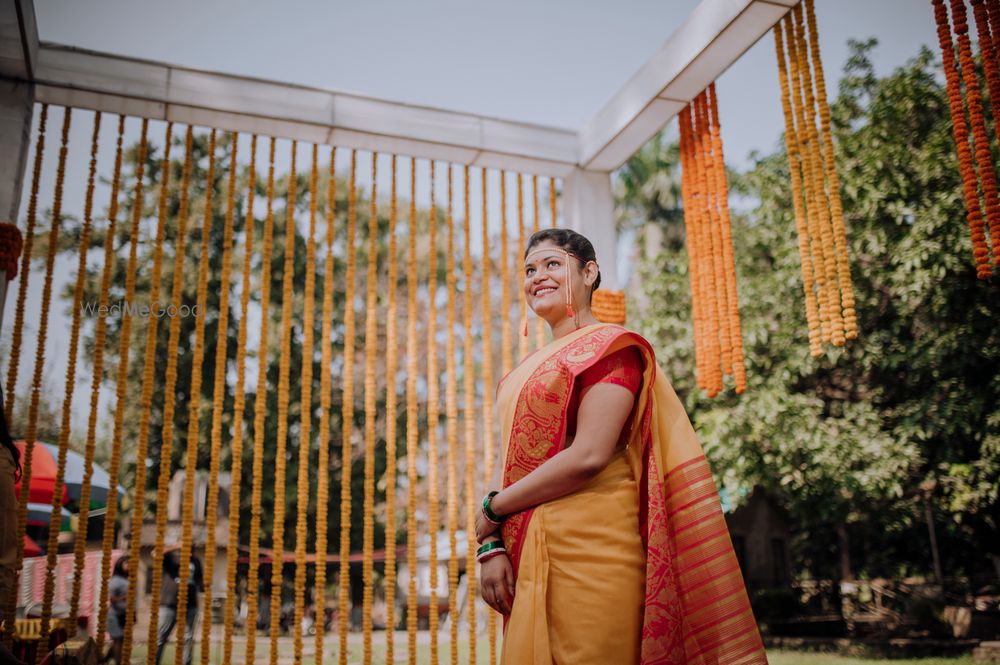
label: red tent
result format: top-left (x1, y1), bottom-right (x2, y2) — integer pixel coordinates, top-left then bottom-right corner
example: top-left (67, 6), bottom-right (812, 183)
top-left (22, 535), bottom-right (41, 557)
top-left (13, 440), bottom-right (69, 506)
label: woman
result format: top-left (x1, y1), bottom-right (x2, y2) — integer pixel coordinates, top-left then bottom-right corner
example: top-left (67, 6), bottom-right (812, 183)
top-left (475, 229), bottom-right (767, 664)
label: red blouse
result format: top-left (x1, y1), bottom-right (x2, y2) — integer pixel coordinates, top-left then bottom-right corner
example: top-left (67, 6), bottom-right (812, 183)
top-left (566, 346), bottom-right (644, 438)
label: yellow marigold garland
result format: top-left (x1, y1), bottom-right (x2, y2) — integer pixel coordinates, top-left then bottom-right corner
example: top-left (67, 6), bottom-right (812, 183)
top-left (223, 134), bottom-right (257, 664)
top-left (793, 5), bottom-right (845, 347)
top-left (72, 113), bottom-right (118, 623)
top-left (313, 144), bottom-right (336, 664)
top-left (784, 15), bottom-right (830, 344)
top-left (516, 174), bottom-right (529, 361)
top-left (87, 114), bottom-right (126, 648)
top-left (678, 107), bottom-right (705, 390)
top-left (462, 165), bottom-right (478, 661)
top-left (39, 110), bottom-right (94, 659)
top-left (139, 124), bottom-right (193, 665)
top-left (591, 290), bottom-right (626, 324)
top-left (3, 102), bottom-right (46, 427)
top-left (774, 25), bottom-right (823, 358)
top-left (405, 158), bottom-right (419, 664)
top-left (692, 96), bottom-right (722, 397)
top-left (199, 131), bottom-right (237, 665)
top-left (361, 152), bottom-right (379, 664)
top-left (173, 128), bottom-right (217, 665)
top-left (14, 108), bottom-right (68, 637)
top-left (269, 139), bottom-right (298, 665)
top-left (293, 143), bottom-right (319, 664)
top-left (383, 154), bottom-right (400, 664)
top-left (110, 117), bottom-right (152, 664)
top-left (445, 164), bottom-right (461, 665)
top-left (499, 171), bottom-right (512, 379)
top-left (245, 136), bottom-right (278, 665)
top-left (532, 175), bottom-right (545, 350)
top-left (338, 150), bottom-right (359, 665)
top-left (480, 169), bottom-right (499, 660)
top-left (804, 0), bottom-right (858, 336)
top-left (549, 176), bottom-right (558, 228)
top-left (425, 159), bottom-right (442, 665)
top-left (24, 105), bottom-right (68, 661)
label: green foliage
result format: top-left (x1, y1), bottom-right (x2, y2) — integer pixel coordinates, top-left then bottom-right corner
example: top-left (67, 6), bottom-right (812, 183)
top-left (628, 40), bottom-right (999, 581)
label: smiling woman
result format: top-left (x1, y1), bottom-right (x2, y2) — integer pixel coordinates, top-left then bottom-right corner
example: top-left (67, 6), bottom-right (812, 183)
top-left (476, 228), bottom-right (766, 665)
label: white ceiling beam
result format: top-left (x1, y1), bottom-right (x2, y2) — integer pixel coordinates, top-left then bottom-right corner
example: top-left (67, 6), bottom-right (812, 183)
top-left (31, 43), bottom-right (580, 177)
top-left (579, 0), bottom-right (795, 171)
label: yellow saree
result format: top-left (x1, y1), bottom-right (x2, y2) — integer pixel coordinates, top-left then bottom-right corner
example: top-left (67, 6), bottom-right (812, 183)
top-left (497, 323), bottom-right (766, 665)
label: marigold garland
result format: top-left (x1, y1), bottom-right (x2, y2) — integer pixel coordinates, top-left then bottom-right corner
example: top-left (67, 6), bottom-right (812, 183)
top-left (245, 136), bottom-right (277, 665)
top-left (549, 176), bottom-right (558, 229)
top-left (173, 128), bottom-right (217, 665)
top-left (269, 139), bottom-right (298, 665)
top-left (532, 175), bottom-right (545, 350)
top-left (480, 168), bottom-right (499, 657)
top-left (793, 5), bottom-right (845, 347)
top-left (361, 151), bottom-right (379, 664)
top-left (774, 25), bottom-right (823, 358)
top-left (678, 106), bottom-right (706, 392)
top-left (424, 159), bottom-right (442, 665)
top-left (405, 158), bottom-right (420, 663)
top-left (462, 164), bottom-right (478, 661)
top-left (384, 154), bottom-right (400, 665)
top-left (3, 102), bottom-right (46, 430)
top-left (692, 95), bottom-right (722, 397)
top-left (591, 290), bottom-right (626, 324)
top-left (313, 144), bottom-right (335, 664)
top-left (14, 108), bottom-right (68, 636)
top-left (71, 113), bottom-right (117, 624)
top-left (971, 0), bottom-right (1000, 265)
top-left (337, 149), bottom-right (359, 665)
top-left (223, 134), bottom-right (257, 665)
top-left (39, 110), bottom-right (94, 659)
top-left (931, 1), bottom-right (991, 276)
top-left (804, 0), bottom-right (858, 337)
top-left (951, 0), bottom-right (1000, 277)
top-left (293, 143), bottom-right (319, 664)
top-left (516, 174), bottom-right (529, 361)
top-left (143, 125), bottom-right (195, 665)
top-left (499, 171), bottom-right (512, 382)
top-left (111, 118), bottom-right (153, 665)
top-left (199, 131), bottom-right (237, 665)
top-left (444, 163), bottom-right (461, 665)
top-left (707, 84), bottom-right (747, 391)
top-left (89, 114), bottom-right (127, 649)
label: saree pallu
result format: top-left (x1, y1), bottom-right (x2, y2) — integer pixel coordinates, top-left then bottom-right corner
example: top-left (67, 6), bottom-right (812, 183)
top-left (497, 324), bottom-right (767, 665)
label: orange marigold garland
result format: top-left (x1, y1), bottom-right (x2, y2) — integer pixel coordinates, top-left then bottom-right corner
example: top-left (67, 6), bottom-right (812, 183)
top-left (445, 164), bottom-right (461, 665)
top-left (971, 0), bottom-right (1000, 263)
top-left (405, 158), bottom-right (419, 664)
top-left (678, 106), bottom-right (706, 391)
top-left (591, 290), bottom-right (626, 324)
top-left (952, 0), bottom-right (1000, 275)
top-left (516, 174), bottom-right (529, 361)
top-left (425, 159), bottom-right (443, 665)
top-left (384, 154), bottom-right (400, 665)
top-left (932, 0), bottom-right (992, 277)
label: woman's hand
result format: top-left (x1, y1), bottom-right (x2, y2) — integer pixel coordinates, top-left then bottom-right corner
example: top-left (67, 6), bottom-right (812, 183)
top-left (475, 502), bottom-right (501, 544)
top-left (479, 552), bottom-right (515, 615)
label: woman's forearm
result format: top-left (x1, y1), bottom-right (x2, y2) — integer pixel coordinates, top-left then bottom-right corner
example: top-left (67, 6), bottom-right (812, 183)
top-left (489, 443), bottom-right (610, 518)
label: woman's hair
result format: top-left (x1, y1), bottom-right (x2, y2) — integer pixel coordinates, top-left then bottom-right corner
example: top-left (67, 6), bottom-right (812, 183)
top-left (0, 386), bottom-right (21, 481)
top-left (113, 555), bottom-right (128, 577)
top-left (524, 228), bottom-right (602, 298)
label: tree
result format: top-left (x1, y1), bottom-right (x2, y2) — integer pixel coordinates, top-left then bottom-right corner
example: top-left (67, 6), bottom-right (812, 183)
top-left (627, 40), bottom-right (999, 583)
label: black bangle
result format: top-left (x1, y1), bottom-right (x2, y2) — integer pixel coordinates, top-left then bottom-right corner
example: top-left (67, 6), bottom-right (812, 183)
top-left (482, 491), bottom-right (503, 523)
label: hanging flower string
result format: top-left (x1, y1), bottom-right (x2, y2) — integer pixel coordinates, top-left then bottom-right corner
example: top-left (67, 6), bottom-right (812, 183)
top-left (405, 157), bottom-right (420, 664)
top-left (425, 159), bottom-right (443, 665)
top-left (223, 134), bottom-right (257, 665)
top-left (384, 154), bottom-right (400, 665)
top-left (445, 163), bottom-right (461, 665)
top-left (245, 136), bottom-right (277, 665)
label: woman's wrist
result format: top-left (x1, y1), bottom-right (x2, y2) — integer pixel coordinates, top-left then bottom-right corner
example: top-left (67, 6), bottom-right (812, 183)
top-left (490, 490), bottom-right (509, 518)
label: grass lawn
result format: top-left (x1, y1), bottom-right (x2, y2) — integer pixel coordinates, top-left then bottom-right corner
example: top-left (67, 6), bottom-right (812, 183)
top-left (766, 651), bottom-right (975, 665)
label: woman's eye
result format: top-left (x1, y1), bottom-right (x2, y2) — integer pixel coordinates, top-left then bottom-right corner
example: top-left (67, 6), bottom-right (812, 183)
top-left (525, 267), bottom-right (535, 276)
top-left (548, 260), bottom-right (560, 269)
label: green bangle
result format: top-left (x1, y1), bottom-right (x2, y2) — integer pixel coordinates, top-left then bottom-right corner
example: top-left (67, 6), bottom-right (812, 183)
top-left (477, 540), bottom-right (505, 557)
top-left (482, 491), bottom-right (503, 523)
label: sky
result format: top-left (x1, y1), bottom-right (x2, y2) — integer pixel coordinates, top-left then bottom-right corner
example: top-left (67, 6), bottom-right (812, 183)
top-left (8, 0), bottom-right (950, 435)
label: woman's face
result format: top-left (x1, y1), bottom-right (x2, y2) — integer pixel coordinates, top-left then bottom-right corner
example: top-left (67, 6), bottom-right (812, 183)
top-left (523, 239), bottom-right (594, 319)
